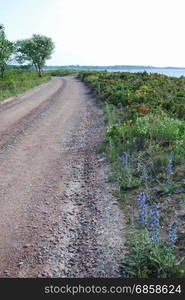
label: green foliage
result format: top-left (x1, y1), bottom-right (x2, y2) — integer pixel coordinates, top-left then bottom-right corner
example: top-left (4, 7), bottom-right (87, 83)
top-left (96, 143), bottom-right (106, 153)
top-left (15, 34), bottom-right (55, 77)
top-left (0, 24), bottom-right (14, 78)
top-left (153, 153), bottom-right (169, 167)
top-left (156, 183), bottom-right (177, 196)
top-left (78, 70), bottom-right (185, 278)
top-left (122, 229), bottom-right (181, 278)
top-left (106, 112), bottom-right (185, 156)
top-left (0, 70), bottom-right (50, 101)
top-left (48, 69), bottom-right (79, 76)
top-left (78, 70), bottom-right (185, 119)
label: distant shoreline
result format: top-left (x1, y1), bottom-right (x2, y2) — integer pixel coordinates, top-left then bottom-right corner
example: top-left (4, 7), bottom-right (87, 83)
top-left (44, 65), bottom-right (185, 70)
top-left (43, 65), bottom-right (185, 77)
top-left (45, 65), bottom-right (185, 78)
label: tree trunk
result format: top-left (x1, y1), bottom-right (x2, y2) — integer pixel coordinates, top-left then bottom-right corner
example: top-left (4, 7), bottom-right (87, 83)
top-left (34, 64), bottom-right (38, 73)
top-left (34, 63), bottom-right (42, 77)
top-left (38, 67), bottom-right (42, 77)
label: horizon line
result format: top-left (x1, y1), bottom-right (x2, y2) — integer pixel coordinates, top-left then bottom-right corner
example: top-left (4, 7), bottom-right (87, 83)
top-left (45, 64), bottom-right (185, 69)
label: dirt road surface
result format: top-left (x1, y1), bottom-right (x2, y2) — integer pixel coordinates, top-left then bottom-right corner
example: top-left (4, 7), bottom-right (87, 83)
top-left (0, 76), bottom-right (125, 277)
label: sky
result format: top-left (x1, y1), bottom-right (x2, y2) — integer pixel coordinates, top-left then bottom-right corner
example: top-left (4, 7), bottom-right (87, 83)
top-left (0, 0), bottom-right (185, 67)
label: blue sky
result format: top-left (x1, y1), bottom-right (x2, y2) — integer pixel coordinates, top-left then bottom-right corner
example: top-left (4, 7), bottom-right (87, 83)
top-left (0, 0), bottom-right (185, 67)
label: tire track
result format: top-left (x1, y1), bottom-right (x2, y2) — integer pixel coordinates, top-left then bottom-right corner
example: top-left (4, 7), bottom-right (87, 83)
top-left (0, 76), bottom-right (125, 277)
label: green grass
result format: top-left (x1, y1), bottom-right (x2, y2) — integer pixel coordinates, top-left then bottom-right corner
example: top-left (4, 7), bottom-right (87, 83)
top-left (0, 70), bottom-right (51, 101)
top-left (78, 70), bottom-right (185, 278)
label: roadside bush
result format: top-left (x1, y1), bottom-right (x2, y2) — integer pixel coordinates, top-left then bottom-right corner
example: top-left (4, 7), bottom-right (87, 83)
top-left (48, 69), bottom-right (78, 76)
top-left (135, 113), bottom-right (184, 145)
top-left (79, 70), bottom-right (185, 119)
top-left (78, 70), bottom-right (185, 278)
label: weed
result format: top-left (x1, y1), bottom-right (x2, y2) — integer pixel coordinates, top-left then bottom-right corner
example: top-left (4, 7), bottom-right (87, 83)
top-left (96, 143), bottom-right (106, 153)
top-left (78, 70), bottom-right (185, 278)
top-left (122, 229), bottom-right (181, 278)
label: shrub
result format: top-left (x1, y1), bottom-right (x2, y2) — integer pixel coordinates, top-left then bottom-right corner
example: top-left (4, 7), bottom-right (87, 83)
top-left (79, 70), bottom-right (185, 278)
top-left (122, 229), bottom-right (181, 278)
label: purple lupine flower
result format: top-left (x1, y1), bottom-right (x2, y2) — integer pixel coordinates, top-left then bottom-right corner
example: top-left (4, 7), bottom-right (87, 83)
top-left (168, 222), bottom-right (177, 246)
top-left (149, 203), bottom-right (160, 245)
top-left (137, 192), bottom-right (148, 227)
top-left (118, 152), bottom-right (129, 172)
top-left (166, 154), bottom-right (173, 184)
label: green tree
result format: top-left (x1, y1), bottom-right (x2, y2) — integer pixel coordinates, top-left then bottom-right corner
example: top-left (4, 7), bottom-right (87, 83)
top-left (15, 34), bottom-right (55, 77)
top-left (0, 24), bottom-right (14, 78)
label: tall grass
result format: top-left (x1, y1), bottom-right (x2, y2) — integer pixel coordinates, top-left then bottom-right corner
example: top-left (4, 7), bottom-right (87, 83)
top-left (0, 70), bottom-right (51, 101)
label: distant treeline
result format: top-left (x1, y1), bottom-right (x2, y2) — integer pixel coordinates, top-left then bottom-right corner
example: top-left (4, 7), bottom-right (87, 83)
top-left (7, 65), bottom-right (185, 71)
top-left (43, 65), bottom-right (185, 70)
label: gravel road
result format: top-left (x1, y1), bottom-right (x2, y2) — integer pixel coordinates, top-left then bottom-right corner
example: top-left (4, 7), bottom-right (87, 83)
top-left (0, 76), bottom-right (125, 278)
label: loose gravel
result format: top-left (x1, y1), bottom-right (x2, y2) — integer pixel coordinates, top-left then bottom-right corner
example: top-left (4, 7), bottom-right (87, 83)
top-left (0, 76), bottom-right (126, 278)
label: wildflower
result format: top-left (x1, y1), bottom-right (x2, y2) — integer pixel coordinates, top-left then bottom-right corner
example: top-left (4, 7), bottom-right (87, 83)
top-left (166, 154), bottom-right (173, 184)
top-left (137, 192), bottom-right (148, 227)
top-left (168, 222), bottom-right (177, 246)
top-left (150, 203), bottom-right (160, 245)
